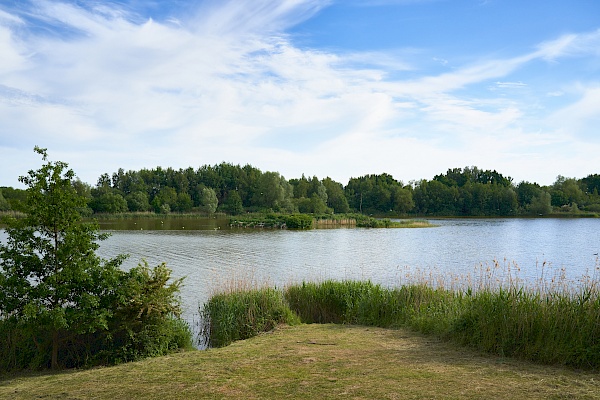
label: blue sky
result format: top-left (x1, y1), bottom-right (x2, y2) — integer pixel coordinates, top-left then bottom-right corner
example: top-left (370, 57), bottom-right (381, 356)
top-left (1, 0), bottom-right (599, 188)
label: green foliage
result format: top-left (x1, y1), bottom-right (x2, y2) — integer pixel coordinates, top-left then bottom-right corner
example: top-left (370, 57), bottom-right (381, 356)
top-left (199, 187), bottom-right (218, 214)
top-left (282, 280), bottom-right (600, 369)
top-left (322, 177), bottom-right (350, 213)
top-left (0, 189), bottom-right (9, 211)
top-left (152, 187), bottom-right (177, 213)
top-left (0, 148), bottom-right (191, 371)
top-left (223, 190), bottom-right (244, 215)
top-left (345, 173), bottom-right (407, 214)
top-left (284, 214), bottom-right (314, 229)
top-left (528, 191), bottom-right (552, 215)
top-left (0, 147), bottom-right (124, 369)
top-left (47, 160), bottom-right (599, 217)
top-left (125, 191), bottom-right (150, 212)
top-left (200, 288), bottom-right (299, 348)
top-left (0, 261), bottom-right (192, 370)
top-left (0, 186), bottom-right (27, 211)
top-left (90, 192), bottom-right (128, 213)
top-left (173, 192), bottom-right (193, 213)
top-left (96, 261), bottom-right (192, 364)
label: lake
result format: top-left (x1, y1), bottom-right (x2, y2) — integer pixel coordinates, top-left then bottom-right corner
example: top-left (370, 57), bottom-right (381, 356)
top-left (97, 218), bottom-right (600, 322)
top-left (2, 218), bottom-right (599, 324)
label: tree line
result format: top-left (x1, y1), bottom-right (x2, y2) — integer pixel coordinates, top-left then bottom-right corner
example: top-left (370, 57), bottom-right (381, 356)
top-left (2, 163), bottom-right (600, 217)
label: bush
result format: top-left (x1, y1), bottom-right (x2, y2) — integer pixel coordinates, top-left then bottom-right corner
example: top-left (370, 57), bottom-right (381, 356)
top-left (0, 261), bottom-right (193, 371)
top-left (95, 261), bottom-right (193, 364)
top-left (284, 214), bottom-right (314, 229)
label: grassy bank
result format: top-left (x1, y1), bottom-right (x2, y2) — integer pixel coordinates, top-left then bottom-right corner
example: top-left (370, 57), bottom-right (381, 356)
top-left (2, 324), bottom-right (599, 399)
top-left (201, 276), bottom-right (600, 369)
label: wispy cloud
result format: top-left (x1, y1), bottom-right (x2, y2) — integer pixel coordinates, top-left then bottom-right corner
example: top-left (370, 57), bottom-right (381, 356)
top-left (0, 0), bottom-right (599, 187)
top-left (535, 29), bottom-right (600, 61)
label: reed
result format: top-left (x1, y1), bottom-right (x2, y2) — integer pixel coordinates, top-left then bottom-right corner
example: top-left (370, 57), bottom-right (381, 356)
top-left (200, 259), bottom-right (600, 368)
top-left (199, 287), bottom-right (299, 348)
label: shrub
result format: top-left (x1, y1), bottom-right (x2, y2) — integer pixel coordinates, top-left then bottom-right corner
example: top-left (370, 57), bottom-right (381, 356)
top-left (284, 214), bottom-right (314, 229)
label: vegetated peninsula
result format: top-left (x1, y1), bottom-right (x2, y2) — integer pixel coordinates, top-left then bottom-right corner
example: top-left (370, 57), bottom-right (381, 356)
top-left (1, 165), bottom-right (599, 219)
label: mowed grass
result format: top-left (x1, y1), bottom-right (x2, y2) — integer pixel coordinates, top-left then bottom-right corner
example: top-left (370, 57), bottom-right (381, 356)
top-left (2, 324), bottom-right (599, 400)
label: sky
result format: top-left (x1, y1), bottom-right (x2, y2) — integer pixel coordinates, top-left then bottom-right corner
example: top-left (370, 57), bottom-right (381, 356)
top-left (1, 0), bottom-right (599, 188)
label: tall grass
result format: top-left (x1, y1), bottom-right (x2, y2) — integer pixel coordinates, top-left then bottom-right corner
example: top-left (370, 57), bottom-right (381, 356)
top-left (200, 260), bottom-right (600, 369)
top-left (199, 287), bottom-right (299, 348)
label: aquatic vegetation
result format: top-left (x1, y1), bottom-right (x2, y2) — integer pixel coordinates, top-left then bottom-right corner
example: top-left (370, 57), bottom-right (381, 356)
top-left (201, 260), bottom-right (600, 369)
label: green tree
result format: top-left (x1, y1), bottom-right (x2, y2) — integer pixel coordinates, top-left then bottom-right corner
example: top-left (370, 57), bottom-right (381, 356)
top-left (90, 192), bottom-right (128, 213)
top-left (252, 172), bottom-right (293, 211)
top-left (0, 147), bottom-right (126, 369)
top-left (310, 193), bottom-right (328, 214)
top-left (0, 187), bottom-right (27, 210)
top-left (173, 192), bottom-right (193, 213)
top-left (224, 190), bottom-right (244, 215)
top-left (0, 189), bottom-right (9, 211)
top-left (322, 177), bottom-right (349, 214)
top-left (200, 187), bottom-right (219, 214)
top-left (152, 187), bottom-right (177, 214)
top-left (529, 191), bottom-right (552, 215)
top-left (126, 191), bottom-right (150, 212)
top-left (391, 186), bottom-right (414, 214)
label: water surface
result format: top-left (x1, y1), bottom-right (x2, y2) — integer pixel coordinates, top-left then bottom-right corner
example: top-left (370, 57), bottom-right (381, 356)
top-left (92, 218), bottom-right (600, 321)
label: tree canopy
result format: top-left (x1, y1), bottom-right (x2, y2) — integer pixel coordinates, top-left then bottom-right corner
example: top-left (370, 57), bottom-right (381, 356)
top-left (2, 160), bottom-right (599, 217)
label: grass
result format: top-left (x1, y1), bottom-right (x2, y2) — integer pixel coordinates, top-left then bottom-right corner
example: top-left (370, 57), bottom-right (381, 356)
top-left (2, 324), bottom-right (599, 399)
top-left (200, 287), bottom-right (300, 347)
top-left (200, 259), bottom-right (600, 369)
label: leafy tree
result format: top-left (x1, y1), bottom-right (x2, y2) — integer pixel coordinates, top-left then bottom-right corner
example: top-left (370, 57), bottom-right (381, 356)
top-left (391, 186), bottom-right (414, 214)
top-left (290, 175), bottom-right (310, 199)
top-left (126, 191), bottom-right (150, 212)
top-left (172, 192), bottom-right (193, 213)
top-left (310, 193), bottom-right (328, 214)
top-left (0, 147), bottom-right (127, 369)
top-left (223, 190), bottom-right (244, 215)
top-left (529, 191), bottom-right (552, 215)
top-left (252, 171), bottom-right (293, 211)
top-left (200, 187), bottom-right (218, 214)
top-left (0, 189), bottom-right (9, 211)
top-left (0, 186), bottom-right (27, 210)
top-left (90, 192), bottom-right (128, 213)
top-left (516, 181), bottom-right (542, 211)
top-left (582, 174), bottom-right (600, 194)
top-left (296, 197), bottom-right (313, 213)
top-left (322, 177), bottom-right (349, 214)
top-left (152, 187), bottom-right (177, 214)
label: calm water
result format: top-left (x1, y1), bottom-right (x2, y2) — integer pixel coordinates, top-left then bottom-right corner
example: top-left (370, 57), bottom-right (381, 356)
top-left (2, 218), bottom-right (599, 322)
top-left (96, 218), bottom-right (599, 321)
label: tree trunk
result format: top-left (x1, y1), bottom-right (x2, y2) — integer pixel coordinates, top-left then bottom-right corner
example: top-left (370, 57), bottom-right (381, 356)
top-left (51, 330), bottom-right (59, 369)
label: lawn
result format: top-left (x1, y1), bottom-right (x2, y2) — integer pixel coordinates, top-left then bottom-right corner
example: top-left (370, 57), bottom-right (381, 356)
top-left (2, 324), bottom-right (598, 399)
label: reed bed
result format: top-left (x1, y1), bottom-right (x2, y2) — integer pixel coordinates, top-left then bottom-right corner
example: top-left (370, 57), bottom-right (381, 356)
top-left (199, 286), bottom-right (299, 348)
top-left (200, 259), bottom-right (600, 369)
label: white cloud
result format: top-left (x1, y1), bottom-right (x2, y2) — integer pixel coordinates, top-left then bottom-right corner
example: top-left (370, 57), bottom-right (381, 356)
top-left (550, 86), bottom-right (600, 138)
top-left (494, 81), bottom-right (527, 89)
top-left (535, 29), bottom-right (600, 61)
top-left (0, 1), bottom-right (599, 188)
